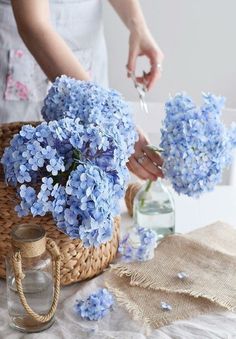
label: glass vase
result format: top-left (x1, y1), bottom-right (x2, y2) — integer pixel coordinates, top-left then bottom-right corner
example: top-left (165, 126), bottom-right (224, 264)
top-left (133, 178), bottom-right (175, 240)
top-left (6, 223), bottom-right (61, 333)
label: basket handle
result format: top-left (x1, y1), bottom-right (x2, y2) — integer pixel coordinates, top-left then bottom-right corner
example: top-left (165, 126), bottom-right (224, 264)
top-left (11, 238), bottom-right (61, 323)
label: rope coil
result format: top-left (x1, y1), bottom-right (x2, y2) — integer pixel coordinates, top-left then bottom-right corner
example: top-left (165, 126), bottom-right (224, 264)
top-left (11, 238), bottom-right (61, 323)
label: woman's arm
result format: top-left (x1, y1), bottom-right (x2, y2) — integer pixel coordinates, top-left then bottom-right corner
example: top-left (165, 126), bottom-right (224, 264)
top-left (109, 0), bottom-right (147, 31)
top-left (109, 0), bottom-right (164, 180)
top-left (11, 0), bottom-right (89, 82)
top-left (109, 0), bottom-right (164, 90)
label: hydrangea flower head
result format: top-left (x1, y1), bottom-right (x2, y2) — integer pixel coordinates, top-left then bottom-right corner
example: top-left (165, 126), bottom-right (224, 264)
top-left (42, 75), bottom-right (138, 157)
top-left (118, 226), bottom-right (157, 262)
top-left (74, 288), bottom-right (114, 321)
top-left (1, 76), bottom-right (137, 247)
top-left (160, 92), bottom-right (236, 197)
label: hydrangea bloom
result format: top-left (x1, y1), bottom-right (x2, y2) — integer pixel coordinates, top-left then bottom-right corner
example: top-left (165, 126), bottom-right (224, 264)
top-left (42, 75), bottom-right (137, 158)
top-left (1, 76), bottom-right (138, 247)
top-left (74, 288), bottom-right (114, 321)
top-left (118, 226), bottom-right (157, 262)
top-left (160, 92), bottom-right (236, 197)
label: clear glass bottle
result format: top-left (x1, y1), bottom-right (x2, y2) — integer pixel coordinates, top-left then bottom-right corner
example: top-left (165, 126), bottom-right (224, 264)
top-left (133, 178), bottom-right (175, 240)
top-left (6, 223), bottom-right (60, 333)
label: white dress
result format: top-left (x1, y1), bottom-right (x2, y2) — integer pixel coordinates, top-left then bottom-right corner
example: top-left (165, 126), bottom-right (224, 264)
top-left (0, 0), bottom-right (108, 123)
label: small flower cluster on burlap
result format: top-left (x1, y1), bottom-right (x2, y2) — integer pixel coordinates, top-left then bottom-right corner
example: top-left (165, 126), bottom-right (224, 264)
top-left (160, 92), bottom-right (236, 197)
top-left (118, 226), bottom-right (158, 262)
top-left (74, 288), bottom-right (114, 321)
top-left (1, 76), bottom-right (138, 247)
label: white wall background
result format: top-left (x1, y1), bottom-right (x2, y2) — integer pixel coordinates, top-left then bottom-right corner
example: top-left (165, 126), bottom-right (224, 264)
top-left (103, 0), bottom-right (236, 108)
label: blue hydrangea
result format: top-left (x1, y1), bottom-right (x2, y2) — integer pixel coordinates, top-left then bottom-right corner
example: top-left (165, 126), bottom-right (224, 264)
top-left (42, 75), bottom-right (138, 159)
top-left (160, 92), bottom-right (236, 197)
top-left (1, 76), bottom-right (137, 247)
top-left (63, 163), bottom-right (115, 246)
top-left (74, 288), bottom-right (114, 321)
top-left (118, 226), bottom-right (157, 262)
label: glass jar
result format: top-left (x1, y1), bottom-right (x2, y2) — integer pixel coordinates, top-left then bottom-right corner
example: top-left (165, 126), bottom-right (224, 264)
top-left (133, 178), bottom-right (175, 240)
top-left (6, 224), bottom-right (61, 333)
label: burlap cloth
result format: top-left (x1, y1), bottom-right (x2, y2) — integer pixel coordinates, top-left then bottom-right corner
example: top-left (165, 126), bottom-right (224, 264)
top-left (106, 221), bottom-right (236, 329)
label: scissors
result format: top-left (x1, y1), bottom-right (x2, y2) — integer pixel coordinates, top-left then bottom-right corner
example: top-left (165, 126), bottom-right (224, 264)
top-left (128, 70), bottom-right (149, 114)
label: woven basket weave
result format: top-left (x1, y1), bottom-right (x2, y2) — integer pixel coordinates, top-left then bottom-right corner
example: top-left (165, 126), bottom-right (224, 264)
top-left (0, 122), bottom-right (120, 286)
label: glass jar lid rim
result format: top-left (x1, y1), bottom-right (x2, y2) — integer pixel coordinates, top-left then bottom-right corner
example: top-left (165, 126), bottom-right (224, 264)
top-left (11, 223), bottom-right (46, 243)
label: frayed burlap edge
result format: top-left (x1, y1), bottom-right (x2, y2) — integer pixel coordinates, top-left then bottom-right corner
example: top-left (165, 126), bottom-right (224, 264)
top-left (105, 282), bottom-right (152, 328)
top-left (110, 263), bottom-right (236, 312)
top-left (105, 276), bottom-right (223, 329)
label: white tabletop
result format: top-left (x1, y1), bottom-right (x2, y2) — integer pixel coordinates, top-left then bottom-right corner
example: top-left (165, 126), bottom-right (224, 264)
top-left (1, 185), bottom-right (236, 339)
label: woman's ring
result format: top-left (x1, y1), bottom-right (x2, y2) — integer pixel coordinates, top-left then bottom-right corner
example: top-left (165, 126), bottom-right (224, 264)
top-left (137, 155), bottom-right (146, 165)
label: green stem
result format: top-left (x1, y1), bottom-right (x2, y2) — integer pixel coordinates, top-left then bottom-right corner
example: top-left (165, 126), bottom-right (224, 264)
top-left (52, 149), bottom-right (81, 185)
top-left (139, 145), bottom-right (163, 208)
top-left (141, 145), bottom-right (163, 207)
top-left (145, 179), bottom-right (153, 192)
top-left (140, 179), bottom-right (153, 207)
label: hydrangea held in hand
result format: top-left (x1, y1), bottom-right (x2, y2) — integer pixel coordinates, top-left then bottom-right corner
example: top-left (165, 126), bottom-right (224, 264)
top-left (118, 226), bottom-right (157, 262)
top-left (1, 76), bottom-right (138, 247)
top-left (74, 288), bottom-right (114, 321)
top-left (160, 92), bottom-right (236, 197)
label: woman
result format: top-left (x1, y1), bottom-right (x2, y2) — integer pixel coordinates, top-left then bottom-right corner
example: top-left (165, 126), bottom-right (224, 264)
top-left (0, 0), bottom-right (164, 180)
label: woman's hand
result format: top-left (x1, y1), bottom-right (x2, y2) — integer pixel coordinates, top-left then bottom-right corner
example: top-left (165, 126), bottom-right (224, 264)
top-left (127, 27), bottom-right (164, 91)
top-left (127, 128), bottom-right (164, 181)
top-left (108, 0), bottom-right (164, 90)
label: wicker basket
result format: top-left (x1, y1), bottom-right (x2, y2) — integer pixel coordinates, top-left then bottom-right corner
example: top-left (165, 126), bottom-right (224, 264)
top-left (0, 122), bottom-right (120, 285)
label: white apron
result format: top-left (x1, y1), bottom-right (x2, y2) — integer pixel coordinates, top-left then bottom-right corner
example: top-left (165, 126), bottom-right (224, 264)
top-left (0, 0), bottom-right (108, 123)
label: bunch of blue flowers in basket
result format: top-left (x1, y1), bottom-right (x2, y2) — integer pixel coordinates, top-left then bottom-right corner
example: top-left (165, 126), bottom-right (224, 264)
top-left (1, 75), bottom-right (138, 247)
top-left (160, 92), bottom-right (236, 197)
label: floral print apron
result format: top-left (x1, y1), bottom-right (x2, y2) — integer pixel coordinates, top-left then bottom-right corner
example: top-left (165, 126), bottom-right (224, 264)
top-left (0, 0), bottom-right (108, 122)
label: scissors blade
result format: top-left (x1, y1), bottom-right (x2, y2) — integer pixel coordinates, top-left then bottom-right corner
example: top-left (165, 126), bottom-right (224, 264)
top-left (129, 71), bottom-right (149, 114)
top-left (138, 89), bottom-right (148, 114)
top-left (140, 97), bottom-right (149, 114)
